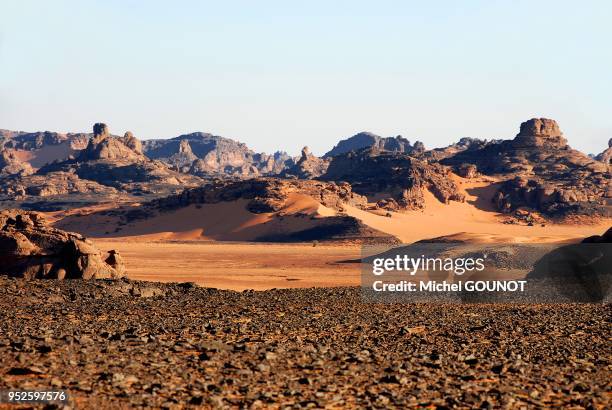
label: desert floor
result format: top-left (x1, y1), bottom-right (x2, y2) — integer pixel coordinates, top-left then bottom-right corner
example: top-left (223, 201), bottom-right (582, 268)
top-left (1, 278), bottom-right (609, 409)
top-left (94, 240), bottom-right (362, 290)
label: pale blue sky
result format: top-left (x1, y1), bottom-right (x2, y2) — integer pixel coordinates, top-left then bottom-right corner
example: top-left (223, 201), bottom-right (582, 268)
top-left (1, 0), bottom-right (611, 155)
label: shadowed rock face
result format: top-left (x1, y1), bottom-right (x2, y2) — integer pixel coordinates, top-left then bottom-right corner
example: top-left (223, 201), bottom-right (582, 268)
top-left (594, 138), bottom-right (612, 165)
top-left (442, 118), bottom-right (610, 217)
top-left (143, 132), bottom-right (294, 177)
top-left (325, 132), bottom-right (425, 158)
top-left (0, 210), bottom-right (125, 279)
top-left (321, 148), bottom-right (464, 210)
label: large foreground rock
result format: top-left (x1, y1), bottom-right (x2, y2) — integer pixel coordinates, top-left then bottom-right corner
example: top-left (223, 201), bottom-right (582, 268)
top-left (0, 210), bottom-right (125, 279)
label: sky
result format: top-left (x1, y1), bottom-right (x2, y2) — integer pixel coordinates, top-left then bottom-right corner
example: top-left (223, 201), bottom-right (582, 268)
top-left (1, 0), bottom-right (611, 156)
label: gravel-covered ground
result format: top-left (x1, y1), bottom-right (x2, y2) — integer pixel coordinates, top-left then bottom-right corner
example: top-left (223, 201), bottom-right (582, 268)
top-left (0, 277), bottom-right (610, 409)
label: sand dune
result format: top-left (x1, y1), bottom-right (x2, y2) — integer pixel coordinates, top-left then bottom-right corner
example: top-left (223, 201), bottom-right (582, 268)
top-left (345, 177), bottom-right (611, 244)
top-left (55, 178), bottom-right (611, 290)
top-left (55, 178), bottom-right (610, 245)
top-left (55, 194), bottom-right (340, 242)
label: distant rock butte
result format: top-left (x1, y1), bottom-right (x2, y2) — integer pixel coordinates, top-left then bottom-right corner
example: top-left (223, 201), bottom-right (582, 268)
top-left (0, 210), bottom-right (125, 279)
top-left (325, 132), bottom-right (425, 157)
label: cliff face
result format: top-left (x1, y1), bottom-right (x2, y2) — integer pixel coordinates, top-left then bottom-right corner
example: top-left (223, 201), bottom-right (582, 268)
top-left (143, 132), bottom-right (294, 177)
top-left (320, 148), bottom-right (464, 210)
top-left (325, 132), bottom-right (425, 157)
top-left (442, 118), bottom-right (611, 217)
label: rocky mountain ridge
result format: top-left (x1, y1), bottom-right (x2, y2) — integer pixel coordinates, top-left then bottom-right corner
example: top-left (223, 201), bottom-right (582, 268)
top-left (441, 118), bottom-right (610, 217)
top-left (143, 132), bottom-right (294, 177)
top-left (1, 119), bottom-right (610, 218)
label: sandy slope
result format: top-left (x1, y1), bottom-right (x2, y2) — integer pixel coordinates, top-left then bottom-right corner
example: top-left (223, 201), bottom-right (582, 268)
top-left (345, 177), bottom-right (611, 244)
top-left (56, 178), bottom-right (610, 245)
top-left (52, 178), bottom-right (610, 289)
top-left (55, 194), bottom-right (339, 241)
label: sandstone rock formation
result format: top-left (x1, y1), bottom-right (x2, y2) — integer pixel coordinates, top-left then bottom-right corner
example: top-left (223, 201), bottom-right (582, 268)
top-left (424, 137), bottom-right (500, 161)
top-left (120, 131), bottom-right (143, 155)
top-left (442, 118), bottom-right (610, 217)
top-left (0, 148), bottom-right (34, 177)
top-left (153, 177), bottom-right (368, 213)
top-left (166, 139), bottom-right (199, 171)
top-left (0, 171), bottom-right (117, 199)
top-left (0, 130), bottom-right (89, 168)
top-left (36, 123), bottom-right (203, 195)
top-left (594, 138), bottom-right (612, 165)
top-left (0, 210), bottom-right (125, 279)
top-left (457, 163), bottom-right (478, 178)
top-left (280, 146), bottom-right (330, 179)
top-left (321, 148), bottom-right (465, 209)
top-left (143, 132), bottom-right (294, 177)
top-left (325, 132), bottom-right (425, 157)
top-left (78, 123), bottom-right (146, 162)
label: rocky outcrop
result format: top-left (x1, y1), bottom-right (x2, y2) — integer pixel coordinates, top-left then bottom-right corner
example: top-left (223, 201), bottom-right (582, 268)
top-left (424, 137), bottom-right (500, 161)
top-left (78, 123), bottom-right (146, 162)
top-left (120, 131), bottom-right (143, 155)
top-left (143, 132), bottom-right (294, 177)
top-left (0, 149), bottom-right (34, 177)
top-left (167, 140), bottom-right (199, 171)
top-left (325, 132), bottom-right (425, 157)
top-left (35, 123), bottom-right (203, 195)
top-left (0, 210), bottom-right (125, 279)
top-left (594, 138), bottom-right (612, 165)
top-left (442, 118), bottom-right (610, 217)
top-left (153, 177), bottom-right (368, 213)
top-left (321, 148), bottom-right (465, 210)
top-left (0, 171), bottom-right (117, 199)
top-left (0, 130), bottom-right (89, 168)
top-left (280, 146), bottom-right (330, 179)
